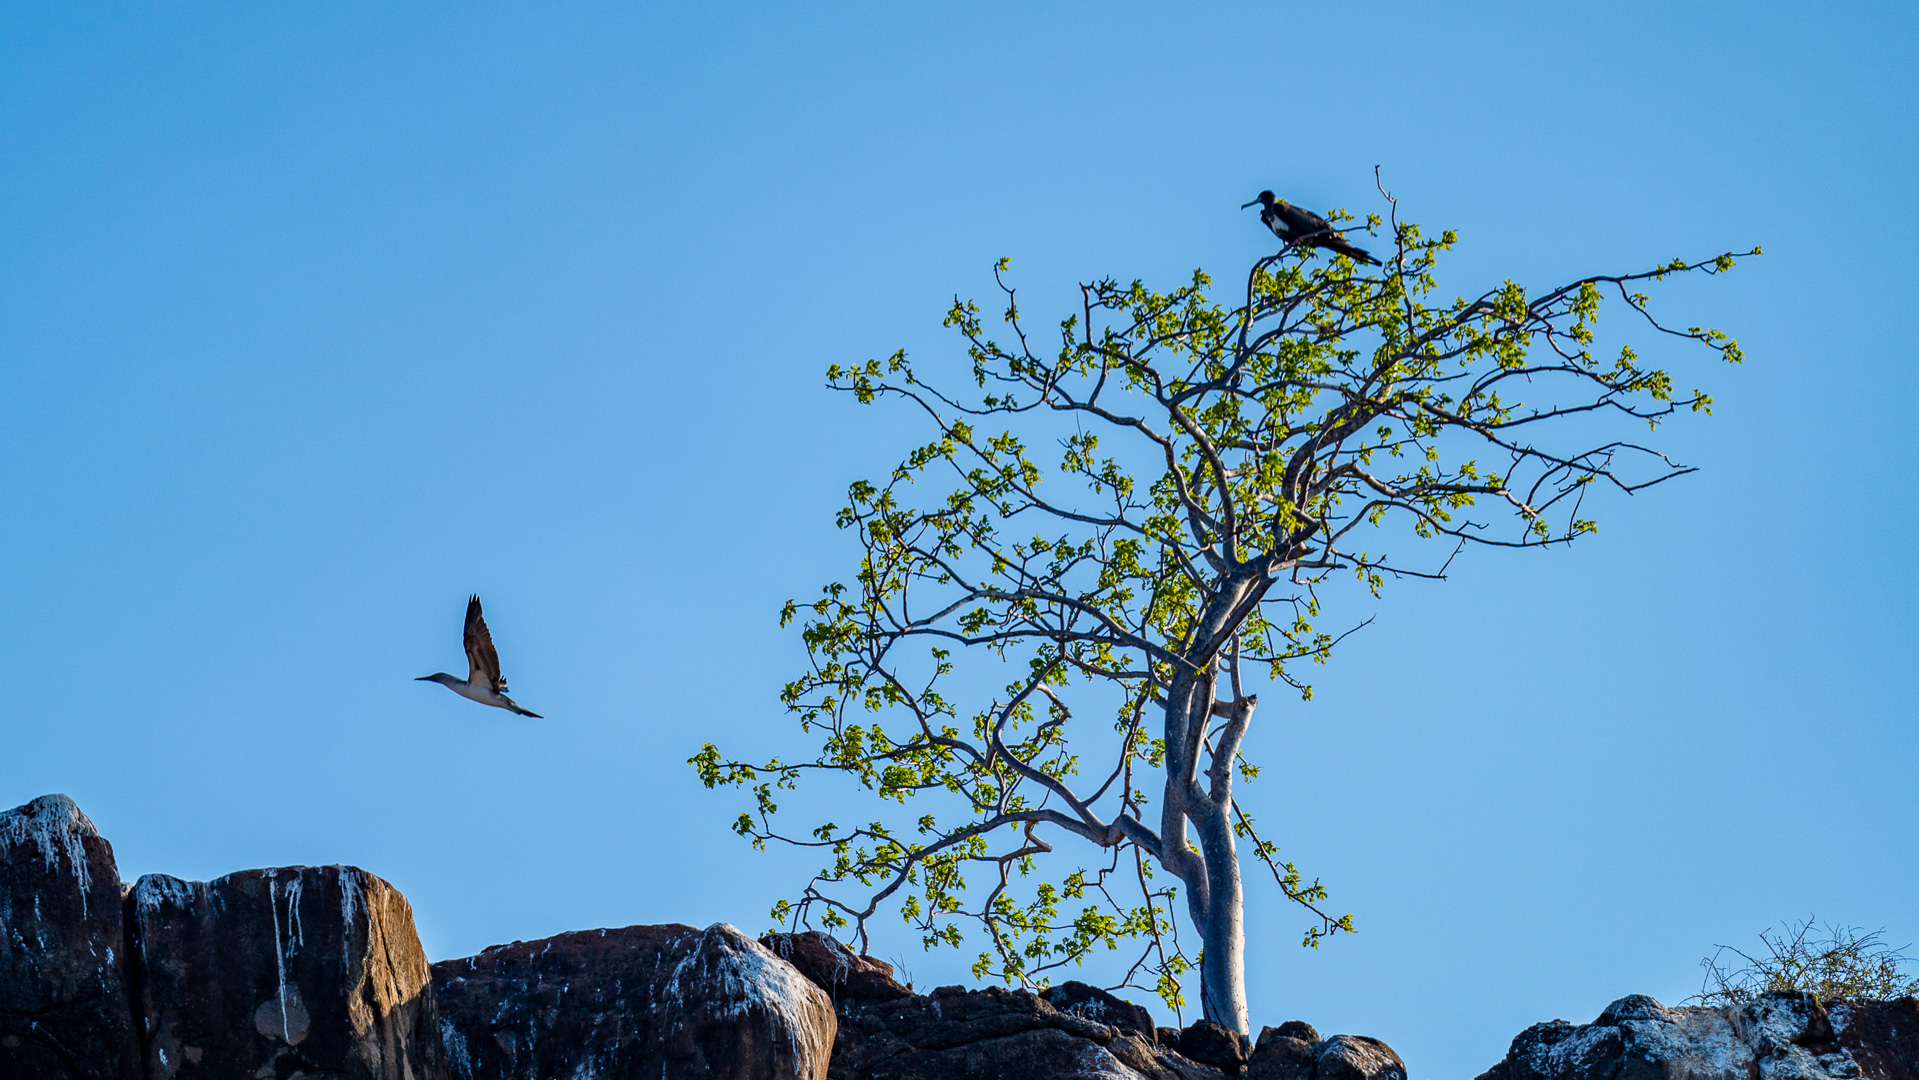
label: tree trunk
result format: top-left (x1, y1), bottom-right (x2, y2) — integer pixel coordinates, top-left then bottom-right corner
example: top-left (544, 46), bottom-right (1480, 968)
top-left (1162, 562), bottom-right (1270, 1037)
top-left (1160, 674), bottom-right (1252, 1037)
top-left (1195, 791), bottom-right (1248, 1035)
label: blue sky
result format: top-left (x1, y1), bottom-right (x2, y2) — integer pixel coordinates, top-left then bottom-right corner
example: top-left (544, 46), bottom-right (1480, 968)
top-left (2, 4), bottom-right (1914, 1076)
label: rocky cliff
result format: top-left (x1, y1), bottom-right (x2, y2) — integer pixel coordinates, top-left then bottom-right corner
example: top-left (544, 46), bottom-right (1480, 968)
top-left (5, 792), bottom-right (1916, 1080)
top-left (0, 794), bottom-right (141, 1080)
top-left (127, 865), bottom-right (440, 1080)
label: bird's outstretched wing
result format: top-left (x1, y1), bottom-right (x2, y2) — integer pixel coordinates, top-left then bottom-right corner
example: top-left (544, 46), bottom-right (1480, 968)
top-left (464, 595), bottom-right (507, 693)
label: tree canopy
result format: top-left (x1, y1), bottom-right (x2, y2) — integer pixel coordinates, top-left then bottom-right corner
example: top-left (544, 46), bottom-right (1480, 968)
top-left (695, 190), bottom-right (1753, 1031)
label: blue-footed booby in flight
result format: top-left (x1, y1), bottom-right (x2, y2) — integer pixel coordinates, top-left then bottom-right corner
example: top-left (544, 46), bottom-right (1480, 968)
top-left (416, 595), bottom-right (543, 717)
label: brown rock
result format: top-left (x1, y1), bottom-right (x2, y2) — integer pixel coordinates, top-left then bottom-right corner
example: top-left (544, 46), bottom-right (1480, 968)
top-left (1832, 997), bottom-right (1919, 1080)
top-left (1247, 1035), bottom-right (1317, 1080)
top-left (826, 982), bottom-right (1217, 1079)
top-left (0, 794), bottom-right (141, 1080)
top-left (1043, 981), bottom-right (1159, 1041)
top-left (1255, 1021), bottom-right (1321, 1049)
top-left (127, 865), bottom-right (440, 1080)
top-left (1180, 1019), bottom-right (1250, 1073)
top-left (432, 921), bottom-right (835, 1080)
top-left (761, 931), bottom-right (911, 1005)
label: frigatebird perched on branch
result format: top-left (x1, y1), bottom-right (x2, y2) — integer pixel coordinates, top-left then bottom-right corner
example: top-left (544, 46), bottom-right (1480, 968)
top-left (1242, 191), bottom-right (1379, 265)
top-left (416, 595), bottom-right (544, 717)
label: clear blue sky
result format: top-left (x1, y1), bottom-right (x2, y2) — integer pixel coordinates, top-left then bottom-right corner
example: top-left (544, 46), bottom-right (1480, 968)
top-left (3, 4), bottom-right (1913, 1076)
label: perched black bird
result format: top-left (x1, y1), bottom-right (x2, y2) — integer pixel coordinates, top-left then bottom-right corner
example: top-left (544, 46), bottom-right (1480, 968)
top-left (1241, 191), bottom-right (1379, 265)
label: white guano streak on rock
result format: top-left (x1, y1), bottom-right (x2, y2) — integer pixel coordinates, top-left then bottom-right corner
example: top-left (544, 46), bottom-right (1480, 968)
top-left (669, 924), bottom-right (830, 1068)
top-left (440, 1018), bottom-right (474, 1080)
top-left (1624, 1009), bottom-right (1752, 1080)
top-left (339, 869), bottom-right (364, 977)
top-left (0, 794), bottom-right (98, 917)
top-left (284, 874), bottom-right (305, 955)
top-left (1527, 1023), bottom-right (1617, 1076)
top-left (132, 875), bottom-right (199, 963)
top-left (1076, 1039), bottom-right (1146, 1080)
top-left (269, 873), bottom-right (290, 1043)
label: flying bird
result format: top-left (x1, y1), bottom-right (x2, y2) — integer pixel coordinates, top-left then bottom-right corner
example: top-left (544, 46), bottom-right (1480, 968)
top-left (1241, 191), bottom-right (1379, 265)
top-left (416, 595), bottom-right (543, 717)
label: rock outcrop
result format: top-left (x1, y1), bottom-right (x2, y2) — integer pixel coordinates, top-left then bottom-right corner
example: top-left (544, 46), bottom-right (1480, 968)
top-left (763, 931), bottom-right (914, 1009)
top-left (1475, 992), bottom-right (1919, 1080)
top-left (1310, 1035), bottom-right (1408, 1080)
top-left (0, 793), bottom-right (142, 1080)
top-left (1176, 1019), bottom-right (1250, 1073)
top-left (127, 865), bottom-right (441, 1080)
top-left (432, 921), bottom-right (836, 1080)
top-left (1242, 1021), bottom-right (1406, 1080)
top-left (0, 792), bottom-right (1434, 1080)
top-left (764, 930), bottom-right (1255, 1080)
top-left (1829, 998), bottom-right (1919, 1080)
top-left (821, 982), bottom-right (1205, 1080)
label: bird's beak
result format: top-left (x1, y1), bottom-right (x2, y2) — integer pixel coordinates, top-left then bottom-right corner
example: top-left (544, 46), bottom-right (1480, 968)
top-left (1240, 199), bottom-right (1258, 209)
top-left (415, 675), bottom-right (434, 681)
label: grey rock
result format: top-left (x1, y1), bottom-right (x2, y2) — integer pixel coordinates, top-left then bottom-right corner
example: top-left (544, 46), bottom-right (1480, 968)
top-left (1317, 1035), bottom-right (1407, 1080)
top-left (1476, 992), bottom-right (1919, 1080)
top-left (1734, 993), bottom-right (1834, 1054)
top-left (1598, 995), bottom-right (1677, 1026)
top-left (1618, 1005), bottom-right (1752, 1080)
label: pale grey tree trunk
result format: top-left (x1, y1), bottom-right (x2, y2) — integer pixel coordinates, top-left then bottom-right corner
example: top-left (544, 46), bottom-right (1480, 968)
top-left (1159, 580), bottom-right (1262, 1037)
top-left (1195, 797), bottom-right (1248, 1034)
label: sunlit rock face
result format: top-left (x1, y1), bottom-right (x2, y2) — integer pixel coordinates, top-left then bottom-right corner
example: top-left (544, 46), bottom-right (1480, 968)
top-left (0, 793), bottom-right (143, 1080)
top-left (432, 921), bottom-right (836, 1080)
top-left (1475, 992), bottom-right (1919, 1080)
top-left (127, 865), bottom-right (441, 1080)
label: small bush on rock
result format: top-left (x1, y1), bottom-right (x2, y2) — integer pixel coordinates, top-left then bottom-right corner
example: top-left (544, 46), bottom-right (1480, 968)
top-left (1694, 917), bottom-right (1919, 1005)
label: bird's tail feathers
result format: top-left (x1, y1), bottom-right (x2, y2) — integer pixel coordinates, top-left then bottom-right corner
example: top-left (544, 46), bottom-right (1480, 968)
top-left (1329, 237), bottom-right (1380, 265)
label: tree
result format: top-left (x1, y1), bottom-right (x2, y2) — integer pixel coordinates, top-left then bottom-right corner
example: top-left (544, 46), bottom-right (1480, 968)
top-left (1693, 917), bottom-right (1919, 1005)
top-left (694, 186), bottom-right (1754, 1035)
